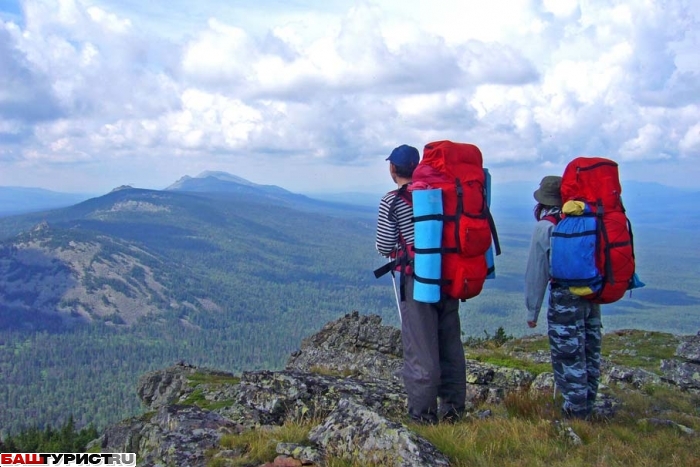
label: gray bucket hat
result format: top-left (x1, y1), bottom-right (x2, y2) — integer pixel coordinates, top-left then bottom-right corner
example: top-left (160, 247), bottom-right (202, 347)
top-left (533, 175), bottom-right (562, 206)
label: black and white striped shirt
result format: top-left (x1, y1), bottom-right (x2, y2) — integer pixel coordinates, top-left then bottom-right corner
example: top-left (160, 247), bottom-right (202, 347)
top-left (376, 187), bottom-right (414, 257)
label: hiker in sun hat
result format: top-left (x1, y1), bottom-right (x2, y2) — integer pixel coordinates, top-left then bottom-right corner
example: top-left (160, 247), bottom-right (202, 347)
top-left (524, 175), bottom-right (602, 420)
top-left (375, 144), bottom-right (467, 425)
top-left (533, 175), bottom-right (563, 206)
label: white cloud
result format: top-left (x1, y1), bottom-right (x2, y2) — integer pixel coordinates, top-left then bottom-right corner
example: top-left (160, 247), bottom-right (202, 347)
top-left (0, 0), bottom-right (699, 192)
top-left (679, 122), bottom-right (700, 158)
top-left (542, 0), bottom-right (579, 18)
top-left (619, 123), bottom-right (671, 161)
top-left (182, 20), bottom-right (256, 87)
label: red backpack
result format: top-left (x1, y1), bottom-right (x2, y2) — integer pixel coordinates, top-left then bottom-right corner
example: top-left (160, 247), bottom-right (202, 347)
top-left (410, 141), bottom-right (500, 300)
top-left (554, 156), bottom-right (636, 303)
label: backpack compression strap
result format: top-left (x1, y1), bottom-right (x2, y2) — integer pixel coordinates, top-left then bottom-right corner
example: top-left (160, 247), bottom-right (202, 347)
top-left (412, 178), bottom-right (502, 259)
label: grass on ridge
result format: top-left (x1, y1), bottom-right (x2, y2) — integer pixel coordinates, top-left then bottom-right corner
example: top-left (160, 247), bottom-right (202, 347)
top-left (412, 387), bottom-right (700, 467)
top-left (203, 330), bottom-right (699, 466)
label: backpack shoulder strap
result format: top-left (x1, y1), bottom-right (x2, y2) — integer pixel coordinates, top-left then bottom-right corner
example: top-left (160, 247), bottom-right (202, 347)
top-left (387, 184), bottom-right (412, 224)
top-left (542, 214), bottom-right (558, 224)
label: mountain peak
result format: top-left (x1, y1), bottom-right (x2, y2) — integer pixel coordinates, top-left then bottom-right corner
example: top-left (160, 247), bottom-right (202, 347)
top-left (195, 171), bottom-right (256, 186)
top-left (164, 171), bottom-right (257, 191)
top-left (164, 171), bottom-right (294, 197)
top-left (110, 185), bottom-right (134, 192)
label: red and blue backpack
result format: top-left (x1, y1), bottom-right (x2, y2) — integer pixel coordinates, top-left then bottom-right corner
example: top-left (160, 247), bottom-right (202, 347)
top-left (549, 156), bottom-right (639, 303)
top-left (410, 141), bottom-right (500, 300)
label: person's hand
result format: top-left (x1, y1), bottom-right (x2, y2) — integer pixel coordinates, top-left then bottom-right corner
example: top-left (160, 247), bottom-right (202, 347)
top-left (527, 320), bottom-right (537, 328)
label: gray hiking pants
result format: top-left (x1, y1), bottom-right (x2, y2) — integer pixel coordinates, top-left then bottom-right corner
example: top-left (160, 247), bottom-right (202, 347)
top-left (400, 276), bottom-right (467, 424)
top-left (547, 286), bottom-right (602, 417)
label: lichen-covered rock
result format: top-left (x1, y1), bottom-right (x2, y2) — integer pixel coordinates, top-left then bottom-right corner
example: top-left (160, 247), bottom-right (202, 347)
top-left (603, 365), bottom-right (663, 389)
top-left (660, 359), bottom-right (700, 391)
top-left (676, 332), bottom-right (700, 363)
top-left (553, 420), bottom-right (583, 446)
top-left (94, 404), bottom-right (239, 467)
top-left (137, 362), bottom-right (198, 409)
top-left (233, 370), bottom-right (407, 425)
top-left (464, 360), bottom-right (535, 404)
top-left (286, 311), bottom-right (403, 381)
top-left (308, 398), bottom-right (450, 467)
top-left (276, 443), bottom-right (323, 465)
top-left (529, 372), bottom-right (556, 396)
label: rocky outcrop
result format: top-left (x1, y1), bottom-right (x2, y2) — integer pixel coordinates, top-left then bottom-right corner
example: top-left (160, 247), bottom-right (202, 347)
top-left (97, 404), bottom-right (241, 467)
top-left (288, 311), bottom-right (538, 407)
top-left (286, 310), bottom-right (403, 381)
top-left (136, 362), bottom-right (199, 409)
top-left (308, 398), bottom-right (451, 467)
top-left (92, 313), bottom-right (700, 466)
top-left (661, 331), bottom-right (700, 391)
top-left (464, 360), bottom-right (535, 406)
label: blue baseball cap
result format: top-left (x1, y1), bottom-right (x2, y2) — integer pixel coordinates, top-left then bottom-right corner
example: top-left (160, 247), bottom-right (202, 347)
top-left (386, 144), bottom-right (419, 168)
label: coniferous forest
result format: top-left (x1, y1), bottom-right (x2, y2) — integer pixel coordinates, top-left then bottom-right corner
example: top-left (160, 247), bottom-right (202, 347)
top-left (0, 179), bottom-right (698, 437)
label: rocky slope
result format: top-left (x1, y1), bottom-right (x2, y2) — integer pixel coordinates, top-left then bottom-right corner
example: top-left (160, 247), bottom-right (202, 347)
top-left (0, 222), bottom-right (183, 326)
top-left (91, 312), bottom-right (700, 467)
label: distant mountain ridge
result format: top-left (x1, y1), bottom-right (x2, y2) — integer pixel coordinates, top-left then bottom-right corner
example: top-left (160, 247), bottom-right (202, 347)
top-left (3, 173), bottom-right (698, 219)
top-left (165, 170), bottom-right (293, 197)
top-left (0, 186), bottom-right (94, 217)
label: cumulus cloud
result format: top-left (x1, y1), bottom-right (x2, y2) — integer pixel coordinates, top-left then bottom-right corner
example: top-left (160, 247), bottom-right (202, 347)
top-left (0, 0), bottom-right (699, 192)
top-left (0, 23), bottom-right (62, 123)
top-left (679, 122), bottom-right (700, 158)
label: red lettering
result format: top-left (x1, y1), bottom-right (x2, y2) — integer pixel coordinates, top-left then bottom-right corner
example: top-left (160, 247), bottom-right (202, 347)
top-left (23, 454), bottom-right (44, 465)
top-left (2, 453), bottom-right (39, 464)
top-left (0, 453), bottom-right (46, 465)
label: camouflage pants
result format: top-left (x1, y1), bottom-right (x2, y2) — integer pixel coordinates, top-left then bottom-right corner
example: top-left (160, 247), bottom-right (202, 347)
top-left (547, 287), bottom-right (602, 417)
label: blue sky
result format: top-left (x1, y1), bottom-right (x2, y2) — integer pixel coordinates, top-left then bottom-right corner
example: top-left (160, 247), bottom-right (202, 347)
top-left (1, 0), bottom-right (699, 194)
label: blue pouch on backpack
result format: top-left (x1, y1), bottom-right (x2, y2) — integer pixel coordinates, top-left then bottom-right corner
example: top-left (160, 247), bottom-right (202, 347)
top-left (627, 272), bottom-right (645, 290)
top-left (550, 214), bottom-right (603, 292)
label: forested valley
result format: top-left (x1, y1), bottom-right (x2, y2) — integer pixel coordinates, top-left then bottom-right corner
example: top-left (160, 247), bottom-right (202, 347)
top-left (0, 177), bottom-right (698, 437)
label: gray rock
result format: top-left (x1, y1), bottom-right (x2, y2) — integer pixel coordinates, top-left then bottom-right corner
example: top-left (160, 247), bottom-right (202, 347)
top-left (137, 362), bottom-right (198, 410)
top-left (309, 398), bottom-right (450, 467)
top-left (94, 404), bottom-right (239, 467)
top-left (529, 372), bottom-right (556, 396)
top-left (286, 311), bottom-right (403, 381)
top-left (276, 442), bottom-right (323, 465)
top-left (553, 420), bottom-right (583, 446)
top-left (464, 360), bottom-right (535, 405)
top-left (603, 365), bottom-right (662, 389)
top-left (676, 332), bottom-right (700, 363)
top-left (660, 359), bottom-right (700, 390)
top-left (233, 369), bottom-right (407, 425)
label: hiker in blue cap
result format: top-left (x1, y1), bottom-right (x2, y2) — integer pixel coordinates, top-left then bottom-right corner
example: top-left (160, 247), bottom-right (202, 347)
top-left (375, 144), bottom-right (467, 425)
top-left (524, 175), bottom-right (602, 420)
